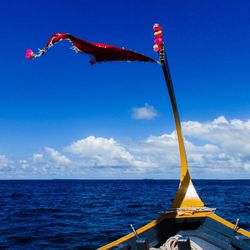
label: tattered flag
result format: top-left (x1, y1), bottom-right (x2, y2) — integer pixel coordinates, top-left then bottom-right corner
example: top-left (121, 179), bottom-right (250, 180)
top-left (26, 32), bottom-right (156, 64)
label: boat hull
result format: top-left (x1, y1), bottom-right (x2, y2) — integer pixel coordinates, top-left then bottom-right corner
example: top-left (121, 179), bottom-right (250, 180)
top-left (98, 212), bottom-right (250, 250)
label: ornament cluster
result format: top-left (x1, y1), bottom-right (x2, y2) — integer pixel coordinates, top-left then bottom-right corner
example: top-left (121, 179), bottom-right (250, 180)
top-left (153, 23), bottom-right (163, 52)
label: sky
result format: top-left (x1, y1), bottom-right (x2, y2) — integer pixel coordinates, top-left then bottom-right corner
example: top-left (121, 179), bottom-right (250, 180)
top-left (0, 0), bottom-right (250, 179)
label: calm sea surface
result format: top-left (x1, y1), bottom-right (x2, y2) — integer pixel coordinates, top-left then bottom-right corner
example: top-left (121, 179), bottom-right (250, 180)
top-left (0, 179), bottom-right (249, 249)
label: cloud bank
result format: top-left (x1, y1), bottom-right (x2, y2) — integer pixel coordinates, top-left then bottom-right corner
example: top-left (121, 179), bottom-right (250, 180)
top-left (1, 116), bottom-right (250, 179)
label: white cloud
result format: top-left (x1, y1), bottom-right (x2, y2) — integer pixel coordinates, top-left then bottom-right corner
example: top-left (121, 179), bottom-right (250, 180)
top-left (182, 116), bottom-right (250, 155)
top-left (19, 159), bottom-right (29, 169)
top-left (177, 116), bottom-right (250, 176)
top-left (65, 136), bottom-right (153, 169)
top-left (131, 104), bottom-right (158, 120)
top-left (32, 153), bottom-right (44, 163)
top-left (0, 155), bottom-right (11, 169)
top-left (126, 116), bottom-right (250, 178)
top-left (45, 147), bottom-right (71, 166)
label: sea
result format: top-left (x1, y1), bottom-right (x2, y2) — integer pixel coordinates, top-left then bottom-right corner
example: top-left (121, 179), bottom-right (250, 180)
top-left (0, 179), bottom-right (249, 249)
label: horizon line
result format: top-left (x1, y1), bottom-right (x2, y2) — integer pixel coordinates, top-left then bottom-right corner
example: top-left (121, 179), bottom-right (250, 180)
top-left (0, 178), bottom-right (249, 181)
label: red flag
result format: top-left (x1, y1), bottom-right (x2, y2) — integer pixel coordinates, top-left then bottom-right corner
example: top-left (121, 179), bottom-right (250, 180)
top-left (26, 32), bottom-right (156, 64)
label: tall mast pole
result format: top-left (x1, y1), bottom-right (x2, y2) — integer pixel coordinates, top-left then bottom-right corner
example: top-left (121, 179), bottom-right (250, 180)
top-left (153, 24), bottom-right (204, 208)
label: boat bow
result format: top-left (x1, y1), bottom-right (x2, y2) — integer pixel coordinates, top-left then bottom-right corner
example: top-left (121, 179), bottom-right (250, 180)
top-left (154, 24), bottom-right (204, 209)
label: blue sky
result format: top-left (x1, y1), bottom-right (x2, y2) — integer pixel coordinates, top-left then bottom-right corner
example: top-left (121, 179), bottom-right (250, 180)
top-left (1, 0), bottom-right (250, 179)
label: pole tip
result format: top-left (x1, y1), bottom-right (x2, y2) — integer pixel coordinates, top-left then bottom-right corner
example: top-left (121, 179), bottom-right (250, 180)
top-left (153, 24), bottom-right (164, 53)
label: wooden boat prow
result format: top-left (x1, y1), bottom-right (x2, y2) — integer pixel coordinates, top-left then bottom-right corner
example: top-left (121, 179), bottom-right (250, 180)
top-left (98, 24), bottom-right (250, 250)
top-left (99, 210), bottom-right (250, 250)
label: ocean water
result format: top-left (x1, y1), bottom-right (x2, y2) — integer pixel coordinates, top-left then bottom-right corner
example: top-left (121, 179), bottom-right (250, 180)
top-left (0, 179), bottom-right (249, 249)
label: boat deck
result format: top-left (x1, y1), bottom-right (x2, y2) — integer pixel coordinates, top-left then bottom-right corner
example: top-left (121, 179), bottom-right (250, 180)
top-left (110, 216), bottom-right (250, 250)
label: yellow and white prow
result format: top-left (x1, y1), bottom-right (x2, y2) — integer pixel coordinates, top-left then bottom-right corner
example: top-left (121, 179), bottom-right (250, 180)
top-left (153, 23), bottom-right (204, 210)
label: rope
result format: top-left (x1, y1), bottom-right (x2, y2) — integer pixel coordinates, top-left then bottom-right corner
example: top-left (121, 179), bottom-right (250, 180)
top-left (149, 235), bottom-right (203, 250)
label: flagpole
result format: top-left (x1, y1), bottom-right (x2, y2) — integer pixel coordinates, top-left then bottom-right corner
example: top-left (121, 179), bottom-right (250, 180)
top-left (153, 24), bottom-right (204, 208)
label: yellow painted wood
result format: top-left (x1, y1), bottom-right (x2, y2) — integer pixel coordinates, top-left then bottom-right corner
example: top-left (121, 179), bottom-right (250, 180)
top-left (160, 57), bottom-right (204, 208)
top-left (208, 213), bottom-right (250, 238)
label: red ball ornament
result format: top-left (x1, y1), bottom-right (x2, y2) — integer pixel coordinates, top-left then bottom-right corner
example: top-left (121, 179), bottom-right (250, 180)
top-left (153, 44), bottom-right (160, 52)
